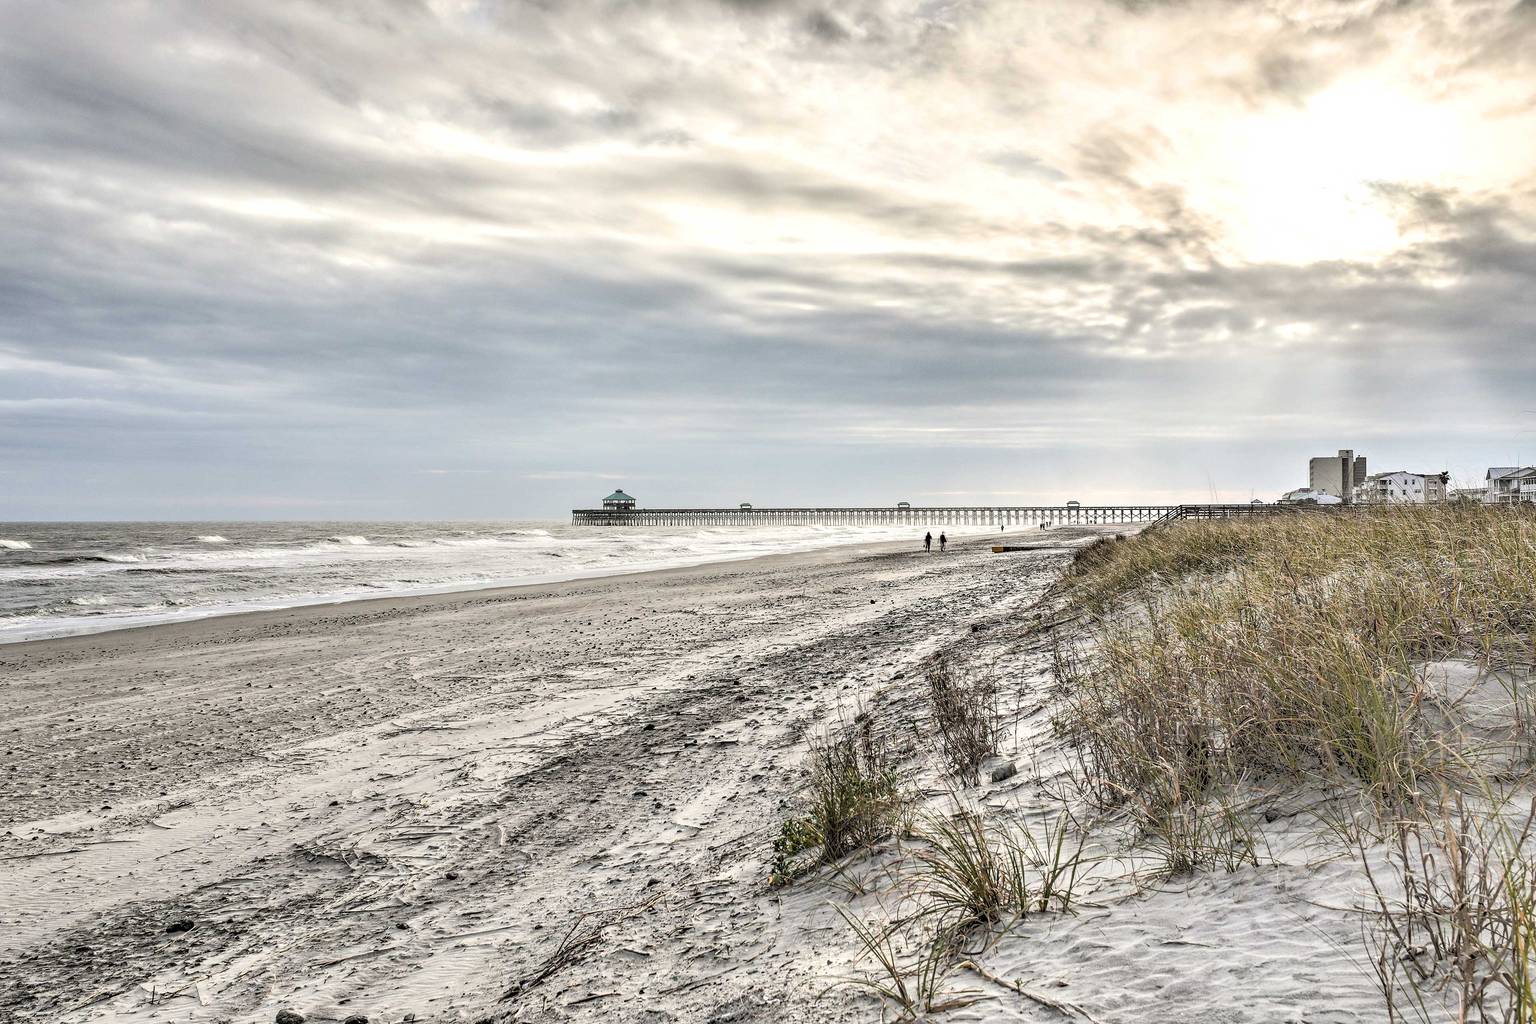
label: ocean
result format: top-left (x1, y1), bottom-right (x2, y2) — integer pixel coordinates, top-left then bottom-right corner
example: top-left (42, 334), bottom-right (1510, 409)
top-left (0, 520), bottom-right (969, 643)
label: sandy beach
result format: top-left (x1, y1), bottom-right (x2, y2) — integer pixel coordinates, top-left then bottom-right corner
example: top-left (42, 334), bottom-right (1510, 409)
top-left (2, 530), bottom-right (1092, 1023)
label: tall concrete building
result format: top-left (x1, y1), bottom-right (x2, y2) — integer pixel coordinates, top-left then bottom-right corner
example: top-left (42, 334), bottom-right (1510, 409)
top-left (1308, 449), bottom-right (1368, 501)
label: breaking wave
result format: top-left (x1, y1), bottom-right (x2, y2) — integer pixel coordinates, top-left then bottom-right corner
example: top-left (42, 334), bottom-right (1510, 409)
top-left (0, 519), bottom-right (951, 643)
top-left (15, 553), bottom-right (143, 566)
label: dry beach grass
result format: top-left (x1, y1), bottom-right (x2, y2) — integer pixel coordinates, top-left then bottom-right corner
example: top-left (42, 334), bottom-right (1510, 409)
top-left (1047, 506), bottom-right (1536, 1020)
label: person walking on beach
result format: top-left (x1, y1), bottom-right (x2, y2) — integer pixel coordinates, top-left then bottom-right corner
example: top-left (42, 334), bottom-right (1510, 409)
top-left (924, 531), bottom-right (932, 553)
top-left (939, 532), bottom-right (947, 552)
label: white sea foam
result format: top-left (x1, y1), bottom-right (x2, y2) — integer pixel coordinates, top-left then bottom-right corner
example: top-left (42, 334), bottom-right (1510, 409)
top-left (0, 539), bottom-right (32, 550)
top-left (1, 520), bottom-right (1010, 644)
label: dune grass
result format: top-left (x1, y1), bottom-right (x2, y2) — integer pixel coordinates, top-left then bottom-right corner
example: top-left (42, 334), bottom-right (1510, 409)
top-left (1055, 505), bottom-right (1536, 819)
top-left (772, 717), bottom-right (910, 885)
top-left (923, 653), bottom-right (1003, 786)
top-left (1055, 505), bottom-right (1536, 1017)
top-left (1360, 789), bottom-right (1536, 1023)
top-left (836, 807), bottom-right (1093, 1019)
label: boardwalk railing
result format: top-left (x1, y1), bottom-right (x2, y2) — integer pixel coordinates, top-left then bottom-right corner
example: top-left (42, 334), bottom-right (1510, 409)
top-left (1143, 503), bottom-right (1315, 532)
top-left (572, 505), bottom-right (1177, 527)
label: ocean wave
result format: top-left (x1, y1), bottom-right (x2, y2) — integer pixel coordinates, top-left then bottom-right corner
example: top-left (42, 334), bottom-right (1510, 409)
top-left (195, 535), bottom-right (230, 544)
top-left (3, 594), bottom-right (138, 618)
top-left (10, 553), bottom-right (142, 566)
top-left (0, 539), bottom-right (32, 550)
top-left (328, 535), bottom-right (371, 546)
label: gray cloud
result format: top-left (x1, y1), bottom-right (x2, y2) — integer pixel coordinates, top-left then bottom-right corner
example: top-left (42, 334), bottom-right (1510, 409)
top-left (1, 0), bottom-right (1534, 517)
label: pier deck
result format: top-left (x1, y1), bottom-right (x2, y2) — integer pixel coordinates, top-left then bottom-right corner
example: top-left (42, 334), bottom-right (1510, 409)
top-left (571, 505), bottom-right (1177, 527)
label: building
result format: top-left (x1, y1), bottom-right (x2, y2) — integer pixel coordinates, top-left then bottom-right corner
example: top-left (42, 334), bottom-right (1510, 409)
top-left (1308, 449), bottom-right (1368, 501)
top-left (1484, 467), bottom-right (1536, 503)
top-left (1280, 488), bottom-right (1343, 505)
top-left (601, 489), bottom-right (637, 511)
top-left (1355, 471), bottom-right (1449, 504)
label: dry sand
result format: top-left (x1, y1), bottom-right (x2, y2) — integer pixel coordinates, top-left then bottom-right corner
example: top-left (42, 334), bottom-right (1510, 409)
top-left (0, 528), bottom-right (1386, 1024)
top-left (0, 531), bottom-right (1070, 1022)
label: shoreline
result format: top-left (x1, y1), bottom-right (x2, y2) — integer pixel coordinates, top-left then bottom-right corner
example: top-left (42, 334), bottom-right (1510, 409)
top-left (0, 530), bottom-right (981, 650)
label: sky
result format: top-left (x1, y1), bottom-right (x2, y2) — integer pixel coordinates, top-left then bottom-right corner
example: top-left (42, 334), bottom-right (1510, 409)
top-left (3, 0), bottom-right (1536, 519)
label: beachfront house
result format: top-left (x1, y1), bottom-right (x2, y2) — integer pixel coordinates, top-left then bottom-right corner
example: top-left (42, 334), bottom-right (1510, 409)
top-left (1308, 449), bottom-right (1368, 501)
top-left (602, 489), bottom-right (637, 511)
top-left (1484, 467), bottom-right (1536, 503)
top-left (1354, 471), bottom-right (1449, 504)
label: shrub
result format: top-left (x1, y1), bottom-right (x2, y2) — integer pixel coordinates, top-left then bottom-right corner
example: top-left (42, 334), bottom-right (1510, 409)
top-left (772, 718), bottom-right (908, 884)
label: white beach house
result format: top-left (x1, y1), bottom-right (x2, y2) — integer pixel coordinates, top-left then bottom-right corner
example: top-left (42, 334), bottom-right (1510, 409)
top-left (1484, 467), bottom-right (1536, 503)
top-left (1354, 471), bottom-right (1449, 504)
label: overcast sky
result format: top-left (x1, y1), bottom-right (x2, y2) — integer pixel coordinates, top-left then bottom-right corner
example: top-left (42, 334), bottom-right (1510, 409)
top-left (3, 0), bottom-right (1535, 519)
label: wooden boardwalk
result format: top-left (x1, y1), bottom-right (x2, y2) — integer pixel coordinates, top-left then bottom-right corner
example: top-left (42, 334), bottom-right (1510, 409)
top-left (571, 505), bottom-right (1178, 527)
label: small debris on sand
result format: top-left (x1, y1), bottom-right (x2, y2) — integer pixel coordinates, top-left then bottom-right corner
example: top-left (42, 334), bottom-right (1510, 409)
top-left (987, 758), bottom-right (1018, 783)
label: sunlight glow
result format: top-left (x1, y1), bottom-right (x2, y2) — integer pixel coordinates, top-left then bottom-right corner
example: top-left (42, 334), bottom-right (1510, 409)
top-left (1214, 79), bottom-right (1465, 264)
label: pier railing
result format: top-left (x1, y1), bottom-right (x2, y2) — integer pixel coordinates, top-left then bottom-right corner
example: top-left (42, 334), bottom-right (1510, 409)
top-left (571, 505), bottom-right (1178, 527)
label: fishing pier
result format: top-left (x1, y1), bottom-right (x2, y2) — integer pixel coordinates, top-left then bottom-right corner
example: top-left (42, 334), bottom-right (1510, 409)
top-left (571, 503), bottom-right (1179, 527)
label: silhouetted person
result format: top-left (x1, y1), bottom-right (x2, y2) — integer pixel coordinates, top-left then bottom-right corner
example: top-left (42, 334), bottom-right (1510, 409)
top-left (924, 531), bottom-right (932, 553)
top-left (939, 532), bottom-right (947, 552)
